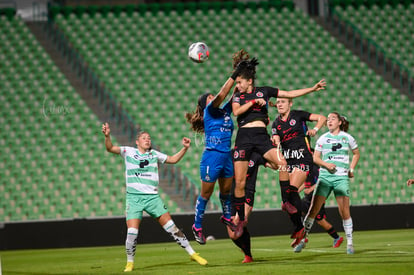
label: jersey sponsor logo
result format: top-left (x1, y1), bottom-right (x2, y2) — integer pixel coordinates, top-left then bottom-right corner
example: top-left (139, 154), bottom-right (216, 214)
top-left (248, 160), bottom-right (255, 167)
top-left (256, 92), bottom-right (263, 97)
top-left (220, 127), bottom-right (232, 132)
top-left (289, 119), bottom-right (296, 126)
top-left (328, 155), bottom-right (345, 161)
top-left (134, 172), bottom-right (152, 177)
top-left (283, 127), bottom-right (292, 134)
top-left (331, 143), bottom-right (342, 151)
top-left (139, 159), bottom-right (149, 168)
top-left (281, 131), bottom-right (299, 142)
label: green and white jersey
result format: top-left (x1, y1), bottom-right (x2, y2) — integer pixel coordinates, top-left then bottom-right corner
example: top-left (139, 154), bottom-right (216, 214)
top-left (315, 131), bottom-right (358, 178)
top-left (120, 146), bottom-right (168, 194)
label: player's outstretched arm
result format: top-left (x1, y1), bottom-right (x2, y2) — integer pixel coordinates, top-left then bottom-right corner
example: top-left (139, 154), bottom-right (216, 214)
top-left (278, 79), bottom-right (326, 98)
top-left (102, 122), bottom-right (121, 154)
top-left (166, 137), bottom-right (191, 164)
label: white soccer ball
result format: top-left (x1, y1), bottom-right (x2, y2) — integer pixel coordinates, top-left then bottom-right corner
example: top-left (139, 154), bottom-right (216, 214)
top-left (188, 42), bottom-right (209, 63)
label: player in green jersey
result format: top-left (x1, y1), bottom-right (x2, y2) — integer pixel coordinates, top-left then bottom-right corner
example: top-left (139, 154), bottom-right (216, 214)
top-left (293, 112), bottom-right (360, 254)
top-left (102, 123), bottom-right (207, 272)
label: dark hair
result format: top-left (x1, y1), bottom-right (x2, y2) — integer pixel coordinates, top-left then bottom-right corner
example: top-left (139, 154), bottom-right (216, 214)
top-left (232, 49), bottom-right (257, 84)
top-left (185, 93), bottom-right (212, 133)
top-left (331, 112), bottom-right (349, 132)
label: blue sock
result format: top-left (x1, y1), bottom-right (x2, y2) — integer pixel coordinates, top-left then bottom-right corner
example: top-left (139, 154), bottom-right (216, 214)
top-left (219, 193), bottom-right (232, 220)
top-left (194, 195), bottom-right (208, 229)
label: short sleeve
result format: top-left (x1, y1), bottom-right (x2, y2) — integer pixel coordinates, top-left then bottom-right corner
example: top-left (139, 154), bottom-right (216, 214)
top-left (315, 137), bottom-right (323, 152)
top-left (271, 120), bottom-right (278, 136)
top-left (152, 149), bottom-right (168, 163)
top-left (119, 146), bottom-right (128, 158)
top-left (295, 110), bottom-right (312, 121)
top-left (264, 86), bottom-right (279, 98)
top-left (233, 92), bottom-right (241, 104)
top-left (348, 135), bottom-right (358, 150)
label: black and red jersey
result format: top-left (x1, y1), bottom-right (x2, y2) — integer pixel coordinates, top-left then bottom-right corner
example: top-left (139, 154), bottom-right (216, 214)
top-left (271, 110), bottom-right (313, 160)
top-left (233, 86), bottom-right (279, 127)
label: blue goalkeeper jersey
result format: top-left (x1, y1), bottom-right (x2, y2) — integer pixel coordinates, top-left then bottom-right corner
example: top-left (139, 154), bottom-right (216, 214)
top-left (203, 100), bottom-right (234, 152)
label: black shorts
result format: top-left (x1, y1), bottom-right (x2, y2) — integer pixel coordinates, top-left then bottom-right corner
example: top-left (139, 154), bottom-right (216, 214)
top-left (286, 157), bottom-right (313, 173)
top-left (234, 127), bottom-right (274, 162)
top-left (301, 191), bottom-right (326, 221)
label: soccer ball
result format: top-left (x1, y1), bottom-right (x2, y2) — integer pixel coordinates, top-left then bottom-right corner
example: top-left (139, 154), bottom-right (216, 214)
top-left (188, 42), bottom-right (209, 63)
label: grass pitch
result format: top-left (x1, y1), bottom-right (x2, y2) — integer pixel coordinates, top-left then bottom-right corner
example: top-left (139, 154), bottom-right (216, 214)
top-left (1, 229), bottom-right (414, 275)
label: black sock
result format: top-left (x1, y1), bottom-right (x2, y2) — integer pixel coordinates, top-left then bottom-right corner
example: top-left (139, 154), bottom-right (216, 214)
top-left (327, 226), bottom-right (339, 239)
top-left (279, 180), bottom-right (290, 203)
top-left (233, 196), bottom-right (245, 221)
top-left (288, 186), bottom-right (303, 232)
top-left (231, 227), bottom-right (252, 257)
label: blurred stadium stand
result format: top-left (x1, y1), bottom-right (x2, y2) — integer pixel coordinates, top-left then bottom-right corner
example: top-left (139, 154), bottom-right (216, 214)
top-left (1, 0), bottom-right (413, 223)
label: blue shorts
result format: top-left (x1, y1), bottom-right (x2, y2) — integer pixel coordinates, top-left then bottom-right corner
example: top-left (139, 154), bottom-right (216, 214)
top-left (200, 149), bottom-right (234, 182)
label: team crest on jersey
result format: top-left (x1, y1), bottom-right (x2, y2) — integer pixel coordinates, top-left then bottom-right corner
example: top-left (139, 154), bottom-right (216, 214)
top-left (289, 119), bottom-right (296, 126)
top-left (248, 160), bottom-right (255, 167)
top-left (256, 92), bottom-right (264, 97)
top-left (342, 137), bottom-right (348, 143)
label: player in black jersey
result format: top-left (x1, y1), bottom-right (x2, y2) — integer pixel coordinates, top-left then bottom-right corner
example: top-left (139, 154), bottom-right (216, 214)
top-left (270, 97), bottom-right (326, 247)
top-left (226, 151), bottom-right (267, 263)
top-left (300, 162), bottom-right (344, 248)
top-left (230, 49), bottom-right (326, 238)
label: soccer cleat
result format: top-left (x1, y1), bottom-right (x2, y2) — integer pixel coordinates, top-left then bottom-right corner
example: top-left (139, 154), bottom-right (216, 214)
top-left (333, 236), bottom-right (344, 248)
top-left (293, 238), bottom-right (306, 253)
top-left (290, 228), bottom-right (305, 247)
top-left (192, 224), bottom-right (206, 245)
top-left (123, 262), bottom-right (134, 272)
top-left (233, 220), bottom-right (246, 239)
top-left (242, 255), bottom-right (253, 263)
top-left (347, 244), bottom-right (354, 255)
top-left (220, 215), bottom-right (237, 231)
top-left (281, 201), bottom-right (298, 214)
top-left (190, 253), bottom-right (208, 266)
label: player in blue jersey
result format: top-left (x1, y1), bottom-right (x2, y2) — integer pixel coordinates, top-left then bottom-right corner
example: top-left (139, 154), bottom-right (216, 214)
top-left (185, 61), bottom-right (247, 244)
top-left (294, 113), bottom-right (360, 254)
top-left (102, 123), bottom-right (207, 271)
top-left (231, 49), bottom-right (326, 237)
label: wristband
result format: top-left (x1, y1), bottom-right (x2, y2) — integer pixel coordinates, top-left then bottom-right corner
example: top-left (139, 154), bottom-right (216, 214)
top-left (349, 168), bottom-right (354, 173)
top-left (313, 127), bottom-right (319, 132)
top-left (230, 70), bottom-right (240, 80)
